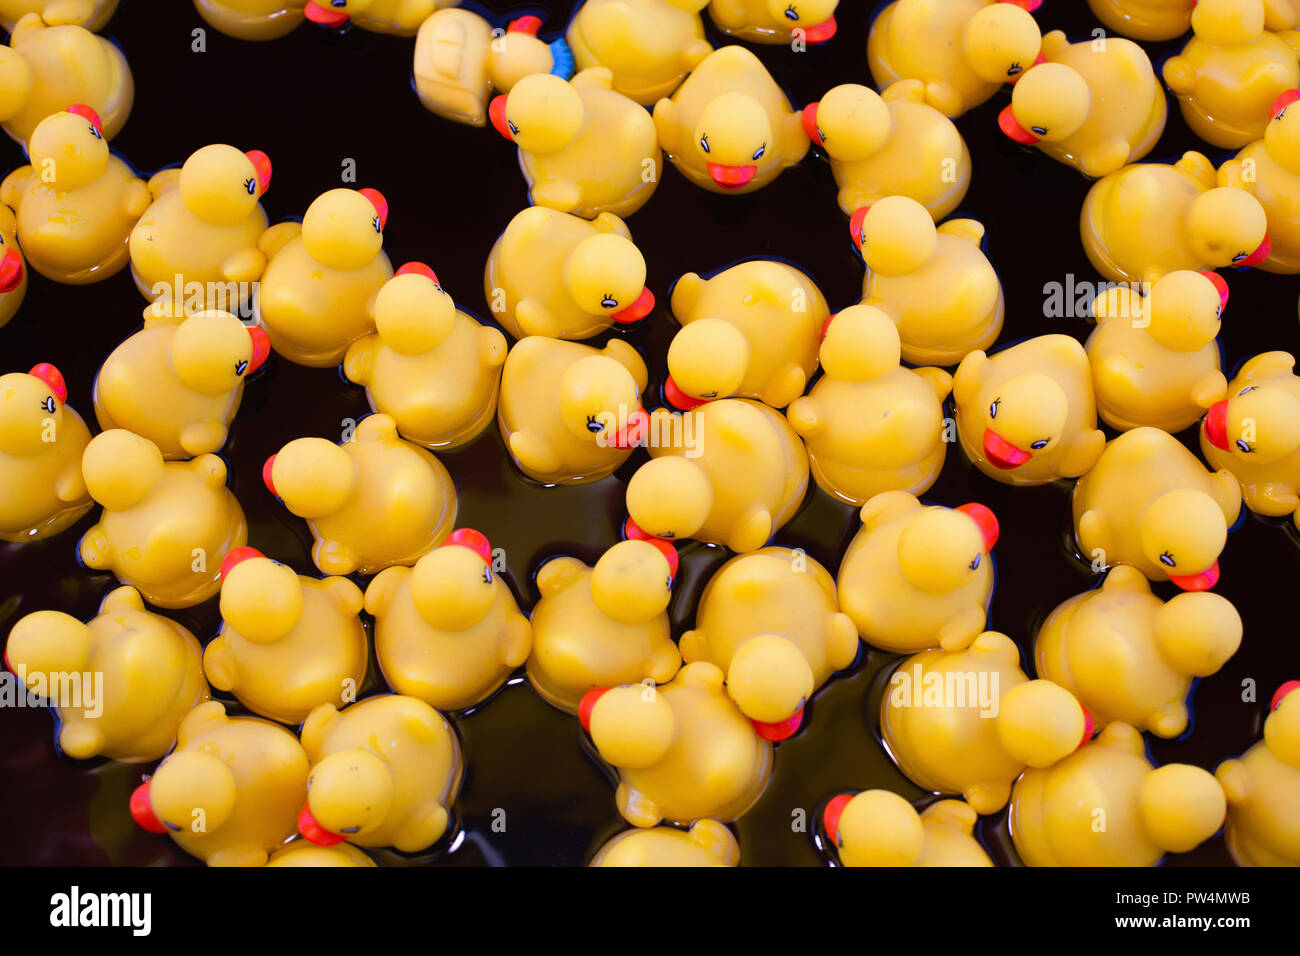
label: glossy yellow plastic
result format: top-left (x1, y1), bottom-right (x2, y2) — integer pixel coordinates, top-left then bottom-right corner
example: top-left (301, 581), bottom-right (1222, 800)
top-left (583, 662), bottom-right (773, 827)
top-left (1073, 426), bottom-right (1242, 590)
top-left (1010, 721), bottom-right (1227, 866)
top-left (708, 0), bottom-right (838, 44)
top-left (4, 586), bottom-right (208, 761)
top-left (1216, 682), bottom-right (1300, 866)
top-left (79, 429), bottom-right (248, 608)
top-left (265, 414), bottom-right (457, 576)
top-left (1221, 91), bottom-right (1300, 272)
top-left (837, 491), bottom-right (998, 654)
top-left (823, 791), bottom-right (993, 867)
top-left (652, 45), bottom-right (808, 194)
top-left (591, 820), bottom-right (740, 866)
top-left (0, 0), bottom-right (118, 32)
top-left (566, 0), bottom-right (712, 105)
top-left (193, 1), bottom-right (306, 40)
top-left (344, 265), bottom-right (506, 449)
top-left (0, 204), bottom-right (28, 328)
top-left (298, 695), bottom-right (462, 853)
top-left (1087, 0), bottom-right (1195, 40)
top-left (266, 840), bottom-right (375, 866)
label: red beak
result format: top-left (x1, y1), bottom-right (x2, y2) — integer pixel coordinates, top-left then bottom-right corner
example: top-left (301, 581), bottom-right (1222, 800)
top-left (508, 14), bottom-right (542, 35)
top-left (802, 15), bottom-right (836, 44)
top-left (1203, 401), bottom-right (1229, 450)
top-left (820, 312), bottom-right (837, 341)
top-left (489, 95), bottom-right (513, 141)
top-left (66, 103), bottom-right (102, 134)
top-left (247, 326), bottom-right (270, 374)
top-left (129, 781), bottom-right (167, 834)
top-left (801, 103), bottom-right (823, 146)
top-left (0, 247), bottom-right (23, 293)
top-left (262, 454), bottom-right (278, 496)
top-left (643, 536), bottom-right (679, 580)
top-left (612, 287), bottom-right (655, 324)
top-left (298, 802), bottom-right (346, 846)
top-left (664, 375), bottom-right (708, 411)
top-left (245, 150), bottom-right (272, 195)
top-left (752, 707), bottom-right (803, 741)
top-left (1238, 236), bottom-right (1271, 269)
top-left (1007, 0), bottom-right (1042, 9)
top-left (609, 408), bottom-right (649, 449)
top-left (1169, 560), bottom-right (1220, 591)
top-left (1272, 680), bottom-right (1300, 710)
top-left (1273, 89), bottom-right (1300, 118)
top-left (1078, 705), bottom-right (1095, 748)
top-left (219, 545), bottom-right (264, 579)
top-left (358, 188), bottom-right (387, 231)
top-left (578, 687), bottom-right (608, 733)
top-left (956, 502), bottom-right (999, 552)
top-left (396, 261), bottom-right (439, 285)
top-left (849, 206), bottom-right (870, 247)
top-left (304, 0), bottom-right (350, 27)
top-left (823, 793), bottom-right (853, 846)
top-left (707, 163), bottom-right (758, 189)
top-left (444, 528), bottom-right (492, 564)
top-left (982, 428), bottom-right (1031, 469)
top-left (28, 362), bottom-right (66, 403)
top-left (623, 515), bottom-right (653, 542)
top-left (1201, 270), bottom-right (1229, 311)
top-left (998, 105), bottom-right (1039, 144)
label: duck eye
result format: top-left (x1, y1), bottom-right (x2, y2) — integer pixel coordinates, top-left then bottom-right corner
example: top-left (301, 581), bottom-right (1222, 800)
top-left (507, 119), bottom-right (518, 136)
top-left (1236, 439), bottom-right (1252, 453)
top-left (989, 398), bottom-right (1000, 418)
top-left (235, 359), bottom-right (249, 376)
top-left (1278, 107), bottom-right (1288, 120)
top-left (601, 293), bottom-right (618, 309)
top-left (1007, 62), bottom-right (1022, 76)
top-left (1239, 386), bottom-right (1257, 396)
top-left (699, 134), bottom-right (710, 153)
top-left (483, 565), bottom-right (493, 584)
top-left (1030, 439), bottom-right (1049, 450)
top-left (752, 144), bottom-right (766, 161)
top-left (585, 414), bottom-right (603, 434)
top-left (816, 126), bottom-right (826, 142)
top-left (88, 125), bottom-right (101, 139)
top-left (340, 826), bottom-right (359, 834)
top-left (1159, 551), bottom-right (1176, 568)
top-left (41, 396), bottom-right (55, 413)
top-left (372, 216), bottom-right (381, 233)
top-left (1031, 126), bottom-right (1048, 136)
top-left (164, 821), bottom-right (181, 832)
top-left (969, 553), bottom-right (980, 570)
top-left (1232, 251), bottom-right (1247, 262)
top-left (243, 177), bottom-right (256, 195)
top-left (784, 3), bottom-right (799, 19)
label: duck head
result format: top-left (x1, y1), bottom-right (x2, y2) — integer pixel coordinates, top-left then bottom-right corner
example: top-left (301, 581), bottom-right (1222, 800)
top-left (800, 84), bottom-right (890, 162)
top-left (665, 318), bottom-right (749, 409)
top-left (580, 684), bottom-right (676, 770)
top-left (626, 456), bottom-right (713, 542)
top-left (410, 529), bottom-right (496, 631)
top-left (179, 144), bottom-right (271, 225)
top-left (1137, 763), bottom-right (1227, 854)
top-left (590, 538), bottom-right (678, 625)
top-left (849, 195), bottom-right (938, 276)
top-left (1265, 681), bottom-right (1300, 768)
top-left (977, 372), bottom-right (1067, 470)
top-left (565, 234), bottom-right (654, 325)
top-left (1153, 591), bottom-right (1243, 679)
top-left (264, 437), bottom-right (356, 519)
top-left (694, 93), bottom-right (772, 190)
top-left (963, 2), bottom-right (1043, 85)
top-left (725, 633), bottom-right (813, 740)
top-left (218, 546), bottom-right (303, 645)
top-left (823, 790), bottom-right (924, 866)
top-left (1204, 379), bottom-right (1300, 464)
top-left (299, 749), bottom-right (394, 845)
top-left (28, 106), bottom-right (108, 190)
top-left (1138, 488), bottom-right (1227, 590)
top-left (896, 503), bottom-right (998, 594)
top-left (767, 0), bottom-right (838, 43)
top-left (4, 609), bottom-right (92, 687)
top-left (486, 16), bottom-right (557, 93)
top-left (0, 364), bottom-right (66, 456)
top-left (1187, 187), bottom-right (1270, 270)
top-left (172, 310), bottom-right (269, 396)
top-left (490, 73), bottom-right (585, 154)
top-left (558, 354), bottom-right (646, 447)
top-left (1190, 0), bottom-right (1266, 44)
top-left (1265, 89), bottom-right (1300, 175)
top-left (132, 750), bottom-right (238, 836)
top-left (996, 679), bottom-right (1092, 766)
top-left (301, 187), bottom-right (386, 271)
top-left (373, 263), bottom-right (456, 356)
top-left (82, 429), bottom-right (165, 512)
top-left (998, 62), bottom-right (1090, 144)
top-left (819, 304), bottom-right (900, 382)
top-left (1146, 270), bottom-right (1226, 352)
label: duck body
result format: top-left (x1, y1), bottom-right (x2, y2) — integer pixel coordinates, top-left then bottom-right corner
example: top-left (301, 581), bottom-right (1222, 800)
top-left (566, 0), bottom-right (713, 105)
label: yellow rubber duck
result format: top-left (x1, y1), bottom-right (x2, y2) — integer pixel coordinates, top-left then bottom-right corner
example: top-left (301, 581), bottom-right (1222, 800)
top-left (591, 820), bottom-right (739, 866)
top-left (193, 1), bottom-right (306, 41)
top-left (625, 399), bottom-right (809, 553)
top-left (1087, 0), bottom-right (1195, 41)
top-left (0, 363), bottom-right (92, 541)
top-left (414, 11), bottom-right (570, 127)
top-left (255, 186), bottom-right (393, 367)
top-left (787, 304), bottom-right (952, 507)
top-left (566, 0), bottom-right (712, 106)
top-left (490, 69), bottom-right (661, 218)
top-left (680, 547), bottom-right (859, 740)
top-left (303, 0), bottom-right (448, 36)
top-left (1036, 565), bottom-right (1242, 738)
top-left (528, 538), bottom-right (681, 713)
top-left (708, 0), bottom-right (838, 44)
top-left (367, 528), bottom-right (532, 712)
top-left (581, 662), bottom-right (774, 827)
top-left (665, 260), bottom-right (826, 409)
top-left (0, 12), bottom-right (132, 145)
top-left (883, 635), bottom-right (1089, 814)
top-left (297, 694), bottom-right (462, 853)
top-left (497, 336), bottom-right (648, 485)
top-left (484, 207), bottom-right (655, 340)
top-left (998, 31), bottom-right (1167, 177)
top-left (129, 144), bottom-right (273, 318)
top-left (837, 491), bottom-right (998, 654)
top-left (4, 585), bottom-right (208, 761)
top-left (93, 309), bottom-right (270, 459)
top-left (1010, 721), bottom-right (1226, 866)
top-left (203, 546), bottom-right (368, 726)
top-left (79, 429), bottom-right (248, 608)
top-left (1081, 152), bottom-right (1271, 284)
top-left (1216, 681), bottom-right (1300, 866)
top-left (0, 106), bottom-right (148, 284)
top-left (129, 701), bottom-right (308, 866)
top-left (264, 414), bottom-right (457, 577)
top-left (1201, 351), bottom-right (1300, 528)
top-left (822, 791), bottom-right (993, 867)
top-left (801, 80), bottom-right (971, 221)
top-left (0, 204), bottom-right (28, 329)
top-left (954, 334), bottom-right (1106, 486)
top-left (344, 263), bottom-right (506, 450)
top-left (652, 45), bottom-right (809, 194)
top-left (867, 0), bottom-right (1044, 118)
top-left (1163, 0), bottom-right (1300, 149)
top-left (1220, 89), bottom-right (1300, 272)
top-left (852, 196), bottom-right (1004, 366)
top-left (1073, 426), bottom-right (1242, 590)
top-left (0, 0), bottom-right (118, 32)
top-left (266, 840), bottom-right (375, 867)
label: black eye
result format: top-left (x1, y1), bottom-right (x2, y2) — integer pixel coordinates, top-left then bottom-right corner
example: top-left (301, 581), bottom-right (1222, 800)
top-left (88, 125), bottom-right (101, 139)
top-left (817, 126), bottom-right (826, 142)
top-left (1232, 252), bottom-right (1247, 262)
top-left (372, 216), bottom-right (381, 233)
top-left (969, 553), bottom-right (980, 570)
top-left (164, 821), bottom-right (181, 832)
top-left (785, 3), bottom-right (799, 19)
top-left (699, 134), bottom-right (710, 153)
top-left (235, 360), bottom-right (249, 376)
top-left (1031, 126), bottom-right (1047, 136)
top-left (660, 531), bottom-right (675, 538)
top-left (1236, 439), bottom-right (1252, 453)
top-left (243, 177), bottom-right (256, 195)
top-left (585, 414), bottom-right (603, 434)
top-left (1239, 386), bottom-right (1257, 396)
top-left (989, 398), bottom-right (1000, 419)
top-left (331, 0), bottom-right (345, 7)
top-left (41, 396), bottom-right (55, 413)
top-left (752, 144), bottom-right (766, 161)
top-left (1278, 107), bottom-right (1288, 120)
top-left (1030, 439), bottom-right (1048, 450)
top-left (601, 294), bottom-right (618, 309)
top-left (340, 825), bottom-right (359, 833)
top-left (1007, 62), bottom-right (1022, 76)
top-left (507, 120), bottom-right (518, 136)
top-left (483, 565), bottom-right (493, 584)
top-left (1159, 552), bottom-right (1176, 568)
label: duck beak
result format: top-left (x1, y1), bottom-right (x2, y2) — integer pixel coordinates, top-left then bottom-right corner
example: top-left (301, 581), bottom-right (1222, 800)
top-left (578, 687), bottom-right (609, 733)
top-left (262, 455), bottom-right (278, 496)
top-left (956, 502), bottom-right (999, 552)
top-left (1078, 706), bottom-right (1094, 748)
top-left (707, 163), bottom-right (758, 189)
top-left (1273, 89), bottom-right (1300, 118)
top-left (609, 409), bottom-right (649, 449)
top-left (1169, 560), bottom-right (1219, 591)
top-left (751, 707), bottom-right (803, 741)
top-left (643, 537), bottom-right (679, 580)
top-left (663, 375), bottom-right (708, 411)
top-left (28, 362), bottom-right (66, 403)
top-left (849, 206), bottom-right (870, 247)
top-left (129, 781), bottom-right (167, 834)
top-left (358, 187), bottom-right (387, 231)
top-left (66, 103), bottom-right (102, 134)
top-left (1238, 236), bottom-right (1271, 269)
top-left (219, 545), bottom-right (264, 579)
top-left (396, 261), bottom-right (439, 283)
top-left (0, 247), bottom-right (23, 293)
top-left (489, 95), bottom-right (514, 141)
top-left (245, 150), bottom-right (272, 196)
top-left (820, 312), bottom-right (837, 341)
top-left (802, 15), bottom-right (836, 44)
top-left (1203, 401), bottom-right (1230, 450)
top-left (823, 793), bottom-right (853, 846)
top-left (982, 428), bottom-right (1031, 469)
top-left (998, 105), bottom-right (1039, 143)
top-left (507, 14), bottom-right (543, 35)
top-left (612, 287), bottom-right (655, 324)
top-left (1272, 680), bottom-right (1300, 710)
top-left (298, 802), bottom-right (346, 846)
top-left (304, 0), bottom-right (350, 27)
top-left (1201, 270), bottom-right (1229, 311)
top-left (1007, 0), bottom-right (1042, 9)
top-left (247, 326), bottom-right (270, 374)
top-left (444, 528), bottom-right (493, 563)
top-left (800, 102), bottom-right (823, 146)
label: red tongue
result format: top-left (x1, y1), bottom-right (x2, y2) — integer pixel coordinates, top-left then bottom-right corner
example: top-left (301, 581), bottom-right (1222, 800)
top-left (0, 247), bottom-right (22, 293)
top-left (304, 0), bottom-right (350, 27)
top-left (664, 375), bottom-right (708, 411)
top-left (1203, 401), bottom-right (1229, 450)
top-left (298, 802), bottom-right (346, 846)
top-left (1169, 560), bottom-right (1220, 591)
top-left (245, 150), bottom-right (272, 195)
top-left (707, 163), bottom-right (757, 188)
top-left (1238, 236), bottom-right (1271, 268)
top-left (982, 428), bottom-right (1031, 468)
top-left (752, 707), bottom-right (803, 741)
top-left (612, 287), bottom-right (655, 324)
top-left (129, 781), bottom-right (167, 834)
top-left (998, 105), bottom-right (1039, 143)
top-left (823, 793), bottom-right (853, 845)
top-left (28, 362), bottom-right (66, 403)
top-left (800, 103), bottom-right (823, 145)
top-left (802, 16), bottom-right (837, 44)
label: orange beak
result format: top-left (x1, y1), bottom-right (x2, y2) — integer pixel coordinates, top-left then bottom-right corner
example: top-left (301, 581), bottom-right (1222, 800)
top-left (1273, 88), bottom-right (1300, 118)
top-left (956, 502), bottom-right (999, 552)
top-left (28, 362), bottom-right (66, 403)
top-left (998, 105), bottom-right (1039, 143)
top-left (643, 536), bottom-right (679, 580)
top-left (219, 545), bottom-right (264, 579)
top-left (66, 103), bottom-right (102, 134)
top-left (751, 707), bottom-right (803, 741)
top-left (0, 247), bottom-right (23, 293)
top-left (578, 687), bottom-right (609, 733)
top-left (1272, 680), bottom-right (1300, 710)
top-left (982, 428), bottom-right (1031, 469)
top-left (129, 781), bottom-right (167, 834)
top-left (444, 528), bottom-right (492, 564)
top-left (663, 375), bottom-right (708, 411)
top-left (396, 261), bottom-right (439, 284)
top-left (612, 287), bottom-right (655, 324)
top-left (1237, 236), bottom-right (1271, 269)
top-left (609, 408), bottom-right (649, 449)
top-left (823, 793), bottom-right (853, 846)
top-left (245, 150), bottom-right (272, 196)
top-left (247, 326), bottom-right (271, 374)
top-left (358, 187), bottom-right (387, 231)
top-left (298, 802), bottom-right (346, 846)
top-left (507, 14), bottom-right (543, 35)
top-left (707, 163), bottom-right (758, 189)
top-left (304, 0), bottom-right (350, 27)
top-left (1203, 401), bottom-right (1229, 450)
top-left (1169, 560), bottom-right (1219, 592)
top-left (1201, 270), bottom-right (1229, 311)
top-left (802, 15), bottom-right (836, 44)
top-left (800, 102), bottom-right (823, 146)
top-left (489, 95), bottom-right (514, 141)
top-left (849, 206), bottom-right (870, 247)
top-left (262, 455), bottom-right (278, 496)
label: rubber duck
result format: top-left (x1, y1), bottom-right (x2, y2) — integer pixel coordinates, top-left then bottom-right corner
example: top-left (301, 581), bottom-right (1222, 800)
top-left (303, 0), bottom-right (443, 36)
top-left (266, 840), bottom-right (375, 867)
top-left (1163, 0), bottom-right (1300, 150)
top-left (801, 80), bottom-right (972, 221)
top-left (497, 336), bottom-right (648, 485)
top-left (1080, 152), bottom-right (1271, 284)
top-left (0, 203), bottom-right (28, 329)
top-left (580, 662), bottom-right (774, 827)
top-left (1201, 351), bottom-right (1300, 528)
top-left (821, 791), bottom-right (993, 867)
top-left (1086, 0), bottom-right (1195, 41)
top-left (665, 260), bottom-right (826, 409)
top-left (4, 585), bottom-right (208, 762)
top-left (1216, 681), bottom-right (1300, 866)
top-left (255, 187), bottom-right (393, 367)
top-left (193, 1), bottom-right (306, 41)
top-left (998, 31), bottom-right (1167, 178)
top-left (954, 334), bottom-right (1106, 486)
top-left (0, 363), bottom-right (92, 542)
top-left (79, 429), bottom-right (247, 608)
top-left (344, 264), bottom-right (506, 450)
top-left (297, 695), bottom-right (463, 853)
top-left (1009, 721), bottom-right (1227, 866)
top-left (203, 547), bottom-right (368, 726)
top-left (367, 529), bottom-right (532, 712)
top-left (0, 12), bottom-right (133, 145)
top-left (565, 0), bottom-right (713, 105)
top-left (93, 309), bottom-right (270, 459)
top-left (264, 414), bottom-right (457, 577)
top-left (787, 304), bottom-right (953, 506)
top-left (489, 69), bottom-right (661, 219)
top-left (867, 0), bottom-right (1044, 118)
top-left (129, 144), bottom-right (273, 318)
top-left (624, 399), bottom-right (809, 553)
top-left (680, 547), bottom-right (859, 740)
top-left (1036, 565), bottom-right (1242, 738)
top-left (1220, 89), bottom-right (1300, 272)
top-left (414, 11), bottom-right (574, 127)
top-left (1086, 270), bottom-right (1229, 432)
top-left (837, 491), bottom-right (998, 654)
top-left (527, 538), bottom-right (681, 713)
top-left (0, 106), bottom-right (148, 284)
top-left (128, 701), bottom-right (308, 867)
top-left (0, 1), bottom-right (118, 32)
top-left (653, 46), bottom-right (808, 195)
top-left (591, 820), bottom-right (739, 866)
top-left (852, 196), bottom-right (1004, 366)
top-left (484, 207), bottom-right (655, 340)
top-left (708, 0), bottom-right (838, 44)
top-left (1072, 426), bottom-right (1242, 590)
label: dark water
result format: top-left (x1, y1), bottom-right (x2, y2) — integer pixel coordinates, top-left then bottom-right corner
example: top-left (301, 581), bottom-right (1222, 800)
top-left (0, 1), bottom-right (1296, 866)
